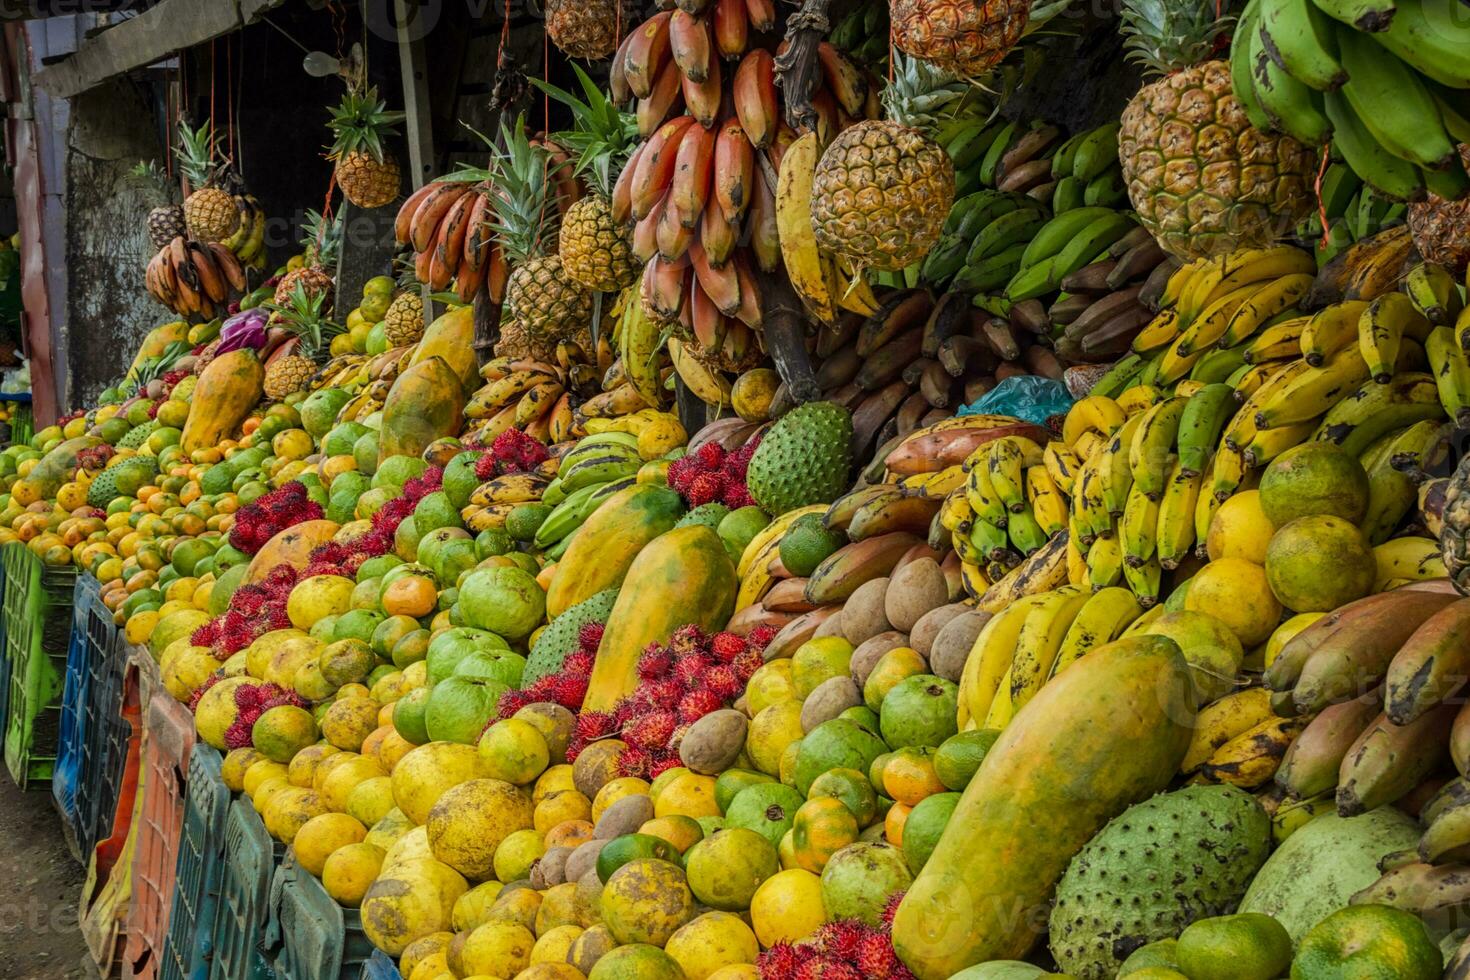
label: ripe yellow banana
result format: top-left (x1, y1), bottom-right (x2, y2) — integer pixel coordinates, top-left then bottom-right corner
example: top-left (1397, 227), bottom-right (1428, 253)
top-left (1053, 585), bottom-right (1142, 676)
top-left (1358, 292), bottom-right (1431, 384)
top-left (470, 472), bottom-right (549, 506)
top-left (959, 591), bottom-right (1053, 723)
top-left (737, 503), bottom-right (826, 579)
top-left (1096, 413), bottom-right (1145, 516)
top-left (1220, 272), bottom-right (1314, 347)
top-left (1179, 687), bottom-right (1277, 773)
top-left (1128, 396), bottom-right (1188, 498)
top-left (1156, 458), bottom-right (1203, 569)
top-left (1372, 536), bottom-right (1447, 591)
top-left (775, 132), bottom-right (834, 323)
top-left (1120, 480), bottom-right (1161, 568)
top-left (1025, 465), bottom-right (1069, 535)
top-left (987, 436), bottom-right (1045, 514)
top-left (1085, 533), bottom-right (1124, 590)
top-left (1116, 384), bottom-right (1165, 416)
top-left (1062, 395), bottom-right (1126, 447)
top-left (1300, 300), bottom-right (1370, 366)
top-left (667, 337), bottom-right (733, 407)
top-left (965, 460), bottom-right (1009, 526)
top-left (1043, 441), bottom-right (1083, 497)
top-left (1008, 587), bottom-right (1090, 713)
top-left (1192, 715), bottom-right (1310, 789)
top-left (1242, 316), bottom-right (1311, 364)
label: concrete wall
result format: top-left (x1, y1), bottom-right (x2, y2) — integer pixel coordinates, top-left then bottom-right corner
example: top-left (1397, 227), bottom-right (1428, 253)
top-left (63, 79), bottom-right (170, 409)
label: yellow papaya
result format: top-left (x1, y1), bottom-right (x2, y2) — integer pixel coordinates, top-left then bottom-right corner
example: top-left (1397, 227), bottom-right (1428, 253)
top-left (890, 635), bottom-right (1194, 978)
top-left (182, 349), bottom-right (266, 454)
top-left (378, 356), bottom-right (465, 465)
top-left (409, 306), bottom-right (478, 392)
top-left (583, 525), bottom-right (738, 712)
top-left (245, 520), bottom-right (341, 584)
top-left (127, 320), bottom-right (188, 380)
top-left (546, 484), bottom-right (685, 618)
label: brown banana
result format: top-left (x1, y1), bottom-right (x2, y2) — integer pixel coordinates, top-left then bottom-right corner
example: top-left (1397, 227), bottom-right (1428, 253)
top-left (803, 532), bottom-right (922, 605)
top-left (855, 288), bottom-right (932, 357)
top-left (1337, 704), bottom-right (1457, 816)
top-left (1384, 598), bottom-right (1470, 725)
top-left (847, 495), bottom-right (941, 542)
top-left (761, 606), bottom-right (841, 661)
top-left (854, 330), bottom-right (925, 390)
top-left (1275, 694), bottom-right (1380, 799)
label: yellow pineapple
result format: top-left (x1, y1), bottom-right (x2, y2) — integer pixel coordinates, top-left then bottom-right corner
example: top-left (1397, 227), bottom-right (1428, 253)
top-left (1116, 0), bottom-right (1315, 258)
top-left (177, 120), bottom-right (239, 243)
top-left (383, 291), bottom-right (425, 347)
top-left (327, 87), bottom-right (406, 209)
top-left (264, 285), bottom-right (342, 399)
top-left (891, 0), bottom-right (1030, 76)
top-left (810, 120), bottom-right (954, 271)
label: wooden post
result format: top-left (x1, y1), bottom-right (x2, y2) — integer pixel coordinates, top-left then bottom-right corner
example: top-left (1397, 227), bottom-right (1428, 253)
top-left (395, 0), bottom-right (440, 322)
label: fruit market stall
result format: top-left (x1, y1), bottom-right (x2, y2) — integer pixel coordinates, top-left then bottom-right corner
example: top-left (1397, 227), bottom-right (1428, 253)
top-left (3, 0), bottom-right (1470, 978)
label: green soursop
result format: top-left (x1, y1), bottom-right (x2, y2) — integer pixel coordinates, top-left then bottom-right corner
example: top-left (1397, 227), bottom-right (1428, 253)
top-left (676, 502), bottom-right (731, 530)
top-left (523, 588), bottom-right (618, 685)
top-left (1049, 785), bottom-right (1271, 979)
top-left (746, 401), bottom-right (853, 516)
top-left (116, 419), bottom-right (159, 450)
top-left (86, 467), bottom-right (120, 509)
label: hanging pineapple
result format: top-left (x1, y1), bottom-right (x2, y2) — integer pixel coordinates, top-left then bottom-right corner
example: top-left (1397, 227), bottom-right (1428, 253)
top-left (482, 121), bottom-right (593, 358)
top-left (274, 209), bottom-right (340, 311)
top-left (327, 85), bottom-right (406, 210)
top-left (537, 68), bottom-right (641, 293)
top-left (129, 161), bottom-right (186, 250)
top-left (264, 284), bottom-right (344, 399)
top-left (177, 120), bottom-right (240, 243)
top-left (1116, 0), bottom-right (1315, 259)
top-left (890, 0), bottom-right (1031, 76)
top-left (546, 0), bottom-right (631, 60)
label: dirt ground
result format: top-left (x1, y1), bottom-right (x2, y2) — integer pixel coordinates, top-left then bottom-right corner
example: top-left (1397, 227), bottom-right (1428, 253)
top-left (0, 777), bottom-right (94, 979)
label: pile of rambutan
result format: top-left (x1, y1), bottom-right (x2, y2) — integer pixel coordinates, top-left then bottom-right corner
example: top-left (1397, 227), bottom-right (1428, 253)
top-left (221, 681), bottom-right (309, 749)
top-left (569, 623), bottom-right (777, 779)
top-left (75, 444), bottom-right (115, 474)
top-left (228, 481), bottom-right (324, 554)
top-left (495, 620), bottom-right (603, 724)
top-left (758, 898), bottom-right (913, 980)
top-left (190, 563), bottom-right (299, 658)
top-left (666, 439), bottom-right (761, 509)
top-left (470, 428), bottom-right (550, 479)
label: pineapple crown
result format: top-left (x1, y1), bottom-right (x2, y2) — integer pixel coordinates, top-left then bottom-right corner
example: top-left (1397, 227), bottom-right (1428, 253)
top-left (267, 283), bottom-right (343, 359)
top-left (301, 209), bottom-right (344, 269)
top-left (326, 85), bottom-right (405, 164)
top-left (532, 66), bottom-right (639, 198)
top-left (448, 117), bottom-right (557, 265)
top-left (1119, 0), bottom-right (1235, 75)
top-left (176, 118), bottom-right (224, 191)
top-left (881, 54), bottom-right (1000, 137)
top-left (128, 160), bottom-right (179, 201)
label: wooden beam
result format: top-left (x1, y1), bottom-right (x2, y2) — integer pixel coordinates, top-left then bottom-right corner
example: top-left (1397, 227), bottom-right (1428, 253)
top-left (0, 0), bottom-right (138, 19)
top-left (33, 0), bottom-right (286, 99)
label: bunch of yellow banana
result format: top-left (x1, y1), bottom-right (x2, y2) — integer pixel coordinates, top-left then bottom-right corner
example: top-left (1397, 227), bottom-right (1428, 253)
top-left (1372, 536), bottom-right (1449, 592)
top-left (776, 132), bottom-right (881, 324)
top-left (461, 468), bottom-right (554, 533)
top-left (956, 435), bottom-right (1069, 574)
top-left (956, 585), bottom-right (1144, 731)
top-left (218, 193), bottom-right (270, 270)
top-left (465, 357), bottom-right (582, 445)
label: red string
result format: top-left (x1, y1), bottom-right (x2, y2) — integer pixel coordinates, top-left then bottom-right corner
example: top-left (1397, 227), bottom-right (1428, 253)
top-left (209, 38), bottom-right (217, 160)
top-left (226, 36), bottom-right (236, 165)
top-left (1312, 145), bottom-right (1331, 250)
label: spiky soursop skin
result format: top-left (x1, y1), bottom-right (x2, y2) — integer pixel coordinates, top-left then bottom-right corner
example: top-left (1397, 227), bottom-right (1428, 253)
top-left (523, 588), bottom-right (619, 687)
top-left (86, 468), bottom-right (119, 509)
top-left (1049, 784), bottom-right (1271, 979)
top-left (746, 402), bottom-right (854, 517)
top-left (117, 419), bottom-right (160, 450)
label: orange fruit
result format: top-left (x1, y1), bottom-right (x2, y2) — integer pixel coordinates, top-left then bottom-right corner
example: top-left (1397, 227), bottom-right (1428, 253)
top-left (381, 574), bottom-right (438, 618)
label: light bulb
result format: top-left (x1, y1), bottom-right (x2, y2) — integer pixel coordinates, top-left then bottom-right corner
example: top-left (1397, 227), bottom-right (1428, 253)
top-left (303, 51), bottom-right (341, 77)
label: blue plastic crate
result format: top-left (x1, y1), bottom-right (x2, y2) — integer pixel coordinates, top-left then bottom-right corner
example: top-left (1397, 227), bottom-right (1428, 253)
top-left (266, 853), bottom-right (376, 980)
top-left (52, 574), bottom-right (100, 841)
top-left (76, 623), bottom-right (130, 857)
top-left (361, 951), bottom-right (401, 980)
top-left (211, 798), bottom-right (284, 980)
top-left (160, 744), bottom-right (232, 980)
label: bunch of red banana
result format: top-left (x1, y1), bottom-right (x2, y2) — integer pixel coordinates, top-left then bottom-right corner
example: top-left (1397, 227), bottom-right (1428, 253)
top-left (395, 140), bottom-right (582, 305)
top-left (145, 236), bottom-right (247, 319)
top-left (611, 0), bottom-right (877, 362)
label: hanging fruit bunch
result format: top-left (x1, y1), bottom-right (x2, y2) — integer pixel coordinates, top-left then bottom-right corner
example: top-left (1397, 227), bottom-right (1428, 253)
top-left (142, 119), bottom-right (268, 318)
top-left (603, 0), bottom-right (894, 395)
top-left (325, 84), bottom-right (407, 209)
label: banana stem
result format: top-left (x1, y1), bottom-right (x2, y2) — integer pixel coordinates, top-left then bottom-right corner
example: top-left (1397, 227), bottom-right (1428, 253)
top-left (761, 271), bottom-right (822, 403)
top-left (773, 0), bottom-right (834, 134)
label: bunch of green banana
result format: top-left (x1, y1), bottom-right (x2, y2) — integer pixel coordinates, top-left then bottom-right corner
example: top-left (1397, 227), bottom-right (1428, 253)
top-left (1046, 122), bottom-right (1127, 213)
top-left (531, 432), bottom-right (646, 554)
top-left (1002, 207), bottom-right (1142, 303)
top-left (827, 1), bottom-right (889, 70)
top-left (1295, 158), bottom-right (1407, 266)
top-left (957, 434), bottom-right (1071, 576)
top-left (1231, 0), bottom-right (1470, 202)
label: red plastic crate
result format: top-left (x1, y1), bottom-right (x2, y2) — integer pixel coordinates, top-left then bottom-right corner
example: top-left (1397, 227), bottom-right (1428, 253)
top-left (122, 648), bottom-right (195, 980)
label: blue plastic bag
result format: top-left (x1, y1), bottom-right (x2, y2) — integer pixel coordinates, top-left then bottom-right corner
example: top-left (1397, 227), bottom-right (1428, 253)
top-left (959, 376), bottom-right (1074, 427)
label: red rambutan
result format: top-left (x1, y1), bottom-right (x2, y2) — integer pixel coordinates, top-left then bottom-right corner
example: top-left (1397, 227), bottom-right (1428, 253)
top-left (616, 747), bottom-right (652, 778)
top-left (669, 625), bottom-right (707, 658)
top-left (649, 753), bottom-right (683, 778)
top-left (745, 624), bottom-right (780, 652)
top-left (223, 720), bottom-right (253, 750)
top-left (562, 650), bottom-right (595, 676)
top-left (233, 684), bottom-right (263, 709)
top-left (733, 648), bottom-right (763, 681)
top-left (673, 653), bottom-right (714, 689)
top-left (854, 932), bottom-right (905, 979)
top-left (497, 689), bottom-right (533, 719)
top-left (815, 921), bottom-right (868, 959)
top-left (577, 621), bottom-right (606, 652)
top-left (574, 711), bottom-right (617, 741)
top-left (722, 484), bottom-right (757, 509)
top-left (677, 688), bottom-right (723, 723)
top-left (685, 472), bottom-right (724, 506)
top-left (636, 645), bottom-right (674, 679)
top-left (694, 441), bottom-right (726, 470)
top-left (623, 710), bottom-right (677, 751)
top-left (758, 943), bottom-right (810, 980)
top-left (710, 632), bottom-right (747, 663)
top-left (703, 664), bottom-right (741, 700)
top-left (551, 673), bottom-right (589, 709)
